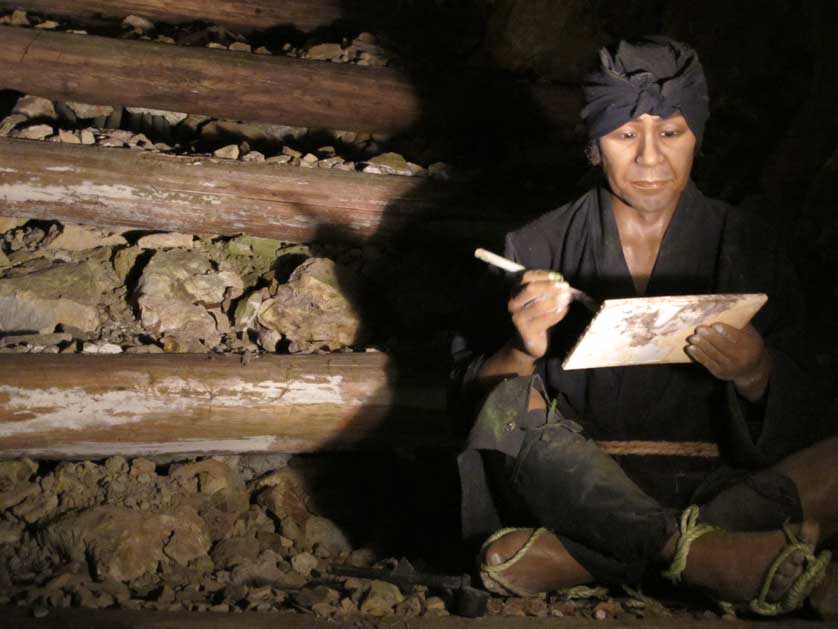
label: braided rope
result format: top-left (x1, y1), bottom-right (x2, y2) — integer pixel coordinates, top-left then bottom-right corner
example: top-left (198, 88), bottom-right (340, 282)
top-left (479, 527), bottom-right (550, 597)
top-left (661, 505), bottom-right (720, 584)
top-left (748, 524), bottom-right (832, 616)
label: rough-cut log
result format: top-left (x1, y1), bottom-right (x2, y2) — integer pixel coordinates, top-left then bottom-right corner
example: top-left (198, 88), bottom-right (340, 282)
top-left (0, 137), bottom-right (519, 242)
top-left (0, 25), bottom-right (421, 134)
top-left (0, 353), bottom-right (449, 459)
top-left (0, 26), bottom-right (582, 136)
top-left (0, 0), bottom-right (426, 33)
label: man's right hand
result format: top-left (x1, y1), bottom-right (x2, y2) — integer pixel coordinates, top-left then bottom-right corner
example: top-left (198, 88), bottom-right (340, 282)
top-left (508, 270), bottom-right (573, 361)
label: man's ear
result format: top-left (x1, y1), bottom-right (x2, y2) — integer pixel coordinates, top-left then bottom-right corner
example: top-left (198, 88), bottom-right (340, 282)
top-left (585, 141), bottom-right (602, 167)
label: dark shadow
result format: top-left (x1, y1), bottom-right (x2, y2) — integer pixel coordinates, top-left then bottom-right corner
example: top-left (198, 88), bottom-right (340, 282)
top-left (276, 0), bottom-right (838, 577)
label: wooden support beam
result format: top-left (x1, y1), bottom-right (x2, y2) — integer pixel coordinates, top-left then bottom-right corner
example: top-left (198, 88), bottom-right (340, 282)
top-left (0, 137), bottom-right (518, 242)
top-left (0, 25), bottom-right (422, 134)
top-left (0, 26), bottom-right (582, 136)
top-left (0, 353), bottom-right (450, 459)
top-left (0, 0), bottom-right (415, 33)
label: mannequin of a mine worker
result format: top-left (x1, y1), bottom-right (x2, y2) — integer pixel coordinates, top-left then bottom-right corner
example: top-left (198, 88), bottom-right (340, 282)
top-left (451, 36), bottom-right (837, 615)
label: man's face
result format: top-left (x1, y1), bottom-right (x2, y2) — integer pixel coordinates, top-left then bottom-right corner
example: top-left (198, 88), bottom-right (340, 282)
top-left (598, 113), bottom-right (696, 215)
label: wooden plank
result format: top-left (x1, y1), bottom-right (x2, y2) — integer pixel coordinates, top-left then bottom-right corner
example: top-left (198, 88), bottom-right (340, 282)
top-left (0, 137), bottom-right (517, 243)
top-left (0, 353), bottom-right (449, 459)
top-left (0, 0), bottom-right (414, 33)
top-left (0, 26), bottom-right (582, 136)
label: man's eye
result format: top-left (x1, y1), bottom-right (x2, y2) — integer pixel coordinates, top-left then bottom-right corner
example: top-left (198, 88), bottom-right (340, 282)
top-left (661, 129), bottom-right (682, 137)
top-left (619, 131), bottom-right (636, 139)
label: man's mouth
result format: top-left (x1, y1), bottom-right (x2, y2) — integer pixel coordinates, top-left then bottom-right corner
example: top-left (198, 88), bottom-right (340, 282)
top-left (632, 180), bottom-right (670, 190)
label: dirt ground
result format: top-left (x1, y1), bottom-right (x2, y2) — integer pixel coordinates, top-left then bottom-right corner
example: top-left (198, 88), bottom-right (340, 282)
top-left (3, 606), bottom-right (837, 629)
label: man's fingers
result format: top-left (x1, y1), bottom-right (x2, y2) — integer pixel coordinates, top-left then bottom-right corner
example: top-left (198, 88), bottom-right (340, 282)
top-left (509, 281), bottom-right (570, 313)
top-left (692, 328), bottom-right (735, 359)
top-left (685, 344), bottom-right (725, 378)
top-left (520, 270), bottom-right (564, 284)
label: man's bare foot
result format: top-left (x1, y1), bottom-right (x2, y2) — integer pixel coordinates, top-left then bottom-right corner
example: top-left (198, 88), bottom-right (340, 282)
top-left (481, 528), bottom-right (593, 596)
top-left (681, 521), bottom-right (820, 604)
top-left (810, 562), bottom-right (838, 618)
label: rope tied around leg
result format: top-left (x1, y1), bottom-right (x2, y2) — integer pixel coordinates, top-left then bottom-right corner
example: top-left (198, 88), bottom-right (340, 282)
top-left (661, 505), bottom-right (720, 584)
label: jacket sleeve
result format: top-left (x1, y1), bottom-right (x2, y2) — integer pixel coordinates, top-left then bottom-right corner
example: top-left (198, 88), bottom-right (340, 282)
top-left (725, 241), bottom-right (835, 467)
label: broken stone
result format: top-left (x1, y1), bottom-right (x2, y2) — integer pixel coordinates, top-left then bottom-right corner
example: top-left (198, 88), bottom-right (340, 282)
top-left (304, 516), bottom-right (351, 556)
top-left (136, 249), bottom-right (243, 349)
top-left (0, 332), bottom-right (72, 348)
top-left (82, 341), bottom-right (122, 354)
top-left (12, 124), bottom-right (54, 140)
top-left (257, 329), bottom-right (281, 352)
top-left (233, 290), bottom-right (264, 330)
top-left (360, 580), bottom-right (404, 616)
top-left (363, 152), bottom-right (413, 176)
top-left (228, 42), bottom-right (251, 52)
top-left (0, 481), bottom-right (39, 510)
top-left (122, 15), bottom-right (155, 32)
top-left (0, 114), bottom-right (26, 137)
top-left (0, 459), bottom-right (37, 488)
top-left (170, 459), bottom-right (244, 495)
top-left (213, 145), bottom-right (240, 160)
top-left (79, 129), bottom-right (96, 145)
top-left (13, 95), bottom-right (57, 121)
top-left (395, 594), bottom-right (423, 617)
top-left (241, 150), bottom-right (265, 162)
top-left (0, 257), bottom-right (120, 333)
top-left (318, 156), bottom-right (345, 169)
top-left (113, 247), bottom-right (141, 283)
top-left (13, 492), bottom-right (59, 523)
top-left (307, 43), bottom-right (343, 61)
top-left (425, 596), bottom-right (449, 616)
top-left (65, 102), bottom-right (114, 119)
top-left (42, 505), bottom-right (210, 582)
top-left (253, 468), bottom-right (310, 525)
top-left (254, 47), bottom-right (271, 55)
top-left (290, 551), bottom-right (318, 577)
top-left (265, 155), bottom-right (292, 165)
top-left (125, 108), bottom-right (188, 126)
top-left (34, 20), bottom-right (59, 29)
top-left (9, 9), bottom-right (29, 26)
top-left (256, 257), bottom-right (365, 353)
top-left (210, 536), bottom-right (260, 569)
top-left (57, 129), bottom-right (80, 144)
top-left (0, 521), bottom-right (25, 544)
top-left (281, 146), bottom-right (303, 159)
top-left (137, 232), bottom-right (194, 249)
top-left (46, 224), bottom-right (127, 251)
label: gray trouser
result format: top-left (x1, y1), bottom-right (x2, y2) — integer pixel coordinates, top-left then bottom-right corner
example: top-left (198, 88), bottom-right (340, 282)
top-left (475, 377), bottom-right (802, 584)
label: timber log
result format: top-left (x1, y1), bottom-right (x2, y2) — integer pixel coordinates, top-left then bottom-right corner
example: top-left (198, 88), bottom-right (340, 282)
top-left (0, 25), bottom-right (582, 136)
top-left (0, 137), bottom-right (519, 243)
top-left (0, 353), bottom-right (450, 459)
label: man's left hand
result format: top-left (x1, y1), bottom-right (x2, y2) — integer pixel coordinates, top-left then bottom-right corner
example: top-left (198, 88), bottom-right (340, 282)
top-left (686, 323), bottom-right (773, 402)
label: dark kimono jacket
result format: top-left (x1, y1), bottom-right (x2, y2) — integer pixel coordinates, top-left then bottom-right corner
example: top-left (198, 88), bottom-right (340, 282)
top-left (452, 182), bottom-right (834, 542)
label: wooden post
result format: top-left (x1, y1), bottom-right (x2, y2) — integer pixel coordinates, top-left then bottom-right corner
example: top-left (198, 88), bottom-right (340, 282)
top-left (0, 26), bottom-right (581, 136)
top-left (0, 137), bottom-right (520, 243)
top-left (0, 353), bottom-right (450, 459)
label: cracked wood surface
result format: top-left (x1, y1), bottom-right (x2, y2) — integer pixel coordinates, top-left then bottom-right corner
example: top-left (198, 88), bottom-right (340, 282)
top-left (0, 353), bottom-right (450, 459)
top-left (0, 137), bottom-right (515, 243)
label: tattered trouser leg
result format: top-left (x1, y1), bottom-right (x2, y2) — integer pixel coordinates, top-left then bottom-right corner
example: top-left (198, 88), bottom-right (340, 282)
top-left (463, 376), bottom-right (677, 584)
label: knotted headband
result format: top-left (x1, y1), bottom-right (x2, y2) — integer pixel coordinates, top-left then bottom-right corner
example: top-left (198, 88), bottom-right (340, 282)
top-left (581, 36), bottom-right (710, 147)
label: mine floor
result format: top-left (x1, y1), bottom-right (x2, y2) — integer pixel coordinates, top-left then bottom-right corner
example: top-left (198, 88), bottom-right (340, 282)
top-left (3, 607), bottom-right (838, 629)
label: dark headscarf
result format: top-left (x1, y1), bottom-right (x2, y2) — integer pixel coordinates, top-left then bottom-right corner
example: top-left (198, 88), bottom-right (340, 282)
top-left (581, 36), bottom-right (709, 147)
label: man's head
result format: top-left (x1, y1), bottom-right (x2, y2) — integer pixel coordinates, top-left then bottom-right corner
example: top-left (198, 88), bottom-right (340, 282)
top-left (581, 37), bottom-right (708, 214)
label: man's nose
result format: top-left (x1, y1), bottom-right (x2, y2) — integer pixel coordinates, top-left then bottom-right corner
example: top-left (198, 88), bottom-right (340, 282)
top-left (635, 132), bottom-right (664, 166)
